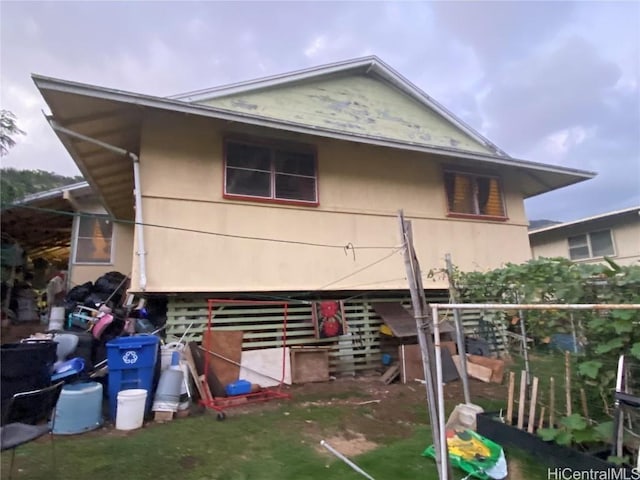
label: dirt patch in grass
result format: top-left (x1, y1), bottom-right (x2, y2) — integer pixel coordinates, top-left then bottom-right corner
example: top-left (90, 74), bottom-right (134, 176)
top-left (320, 430), bottom-right (378, 456)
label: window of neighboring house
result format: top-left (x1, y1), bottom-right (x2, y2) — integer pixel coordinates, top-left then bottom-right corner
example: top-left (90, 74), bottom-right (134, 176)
top-left (224, 139), bottom-right (318, 204)
top-left (568, 230), bottom-right (615, 260)
top-left (444, 171), bottom-right (506, 218)
top-left (74, 216), bottom-right (113, 264)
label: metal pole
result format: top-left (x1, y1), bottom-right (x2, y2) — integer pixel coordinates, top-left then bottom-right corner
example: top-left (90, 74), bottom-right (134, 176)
top-left (518, 308), bottom-right (531, 386)
top-left (444, 253), bottom-right (470, 404)
top-left (432, 304), bottom-right (449, 480)
top-left (569, 313), bottom-right (578, 354)
top-left (321, 440), bottom-right (376, 480)
top-left (431, 303), bottom-right (640, 310)
top-left (397, 211), bottom-right (445, 480)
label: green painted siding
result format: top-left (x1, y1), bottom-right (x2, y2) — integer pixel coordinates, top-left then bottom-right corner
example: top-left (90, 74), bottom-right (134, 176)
top-left (165, 293), bottom-right (507, 376)
top-left (199, 75), bottom-right (492, 154)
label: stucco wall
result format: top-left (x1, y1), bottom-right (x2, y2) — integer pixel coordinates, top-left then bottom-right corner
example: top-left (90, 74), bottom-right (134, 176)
top-left (530, 215), bottom-right (640, 266)
top-left (130, 112), bottom-right (531, 292)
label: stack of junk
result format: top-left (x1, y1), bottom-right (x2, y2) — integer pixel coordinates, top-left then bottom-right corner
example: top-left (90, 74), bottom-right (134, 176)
top-left (0, 276), bottom-right (291, 435)
top-left (0, 270), bottom-right (198, 435)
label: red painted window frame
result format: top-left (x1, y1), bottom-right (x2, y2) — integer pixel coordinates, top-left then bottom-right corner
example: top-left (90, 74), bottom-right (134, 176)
top-left (442, 168), bottom-right (509, 222)
top-left (223, 136), bottom-right (319, 207)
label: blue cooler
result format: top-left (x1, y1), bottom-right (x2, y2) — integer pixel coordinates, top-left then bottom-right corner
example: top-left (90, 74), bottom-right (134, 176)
top-left (106, 335), bottom-right (159, 421)
top-left (226, 379), bottom-right (252, 396)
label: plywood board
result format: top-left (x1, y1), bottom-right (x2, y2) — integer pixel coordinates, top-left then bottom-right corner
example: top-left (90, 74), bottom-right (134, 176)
top-left (239, 347), bottom-right (291, 387)
top-left (399, 344), bottom-right (423, 384)
top-left (467, 354), bottom-right (505, 384)
top-left (202, 330), bottom-right (243, 387)
top-left (290, 348), bottom-right (330, 384)
top-left (452, 355), bottom-right (492, 383)
top-left (187, 341), bottom-right (226, 398)
top-left (373, 302), bottom-right (417, 338)
top-left (399, 344), bottom-right (459, 384)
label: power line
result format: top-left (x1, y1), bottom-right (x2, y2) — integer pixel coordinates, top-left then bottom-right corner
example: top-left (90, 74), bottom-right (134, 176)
top-left (7, 203), bottom-right (399, 251)
top-left (315, 248), bottom-right (404, 291)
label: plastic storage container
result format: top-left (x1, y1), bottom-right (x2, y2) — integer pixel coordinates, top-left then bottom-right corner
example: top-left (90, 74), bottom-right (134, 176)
top-left (225, 379), bottom-right (252, 396)
top-left (106, 335), bottom-right (159, 421)
top-left (53, 382), bottom-right (103, 435)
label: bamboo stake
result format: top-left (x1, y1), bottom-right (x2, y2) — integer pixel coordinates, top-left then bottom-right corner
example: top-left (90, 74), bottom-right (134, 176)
top-left (506, 371), bottom-right (515, 425)
top-left (549, 377), bottom-right (555, 427)
top-left (517, 370), bottom-right (527, 430)
top-left (527, 376), bottom-right (539, 434)
top-left (580, 388), bottom-right (589, 419)
top-left (538, 407), bottom-right (546, 430)
top-left (565, 352), bottom-right (572, 416)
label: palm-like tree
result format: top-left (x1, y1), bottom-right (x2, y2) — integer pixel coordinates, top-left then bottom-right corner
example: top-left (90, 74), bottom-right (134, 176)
top-left (0, 110), bottom-right (26, 156)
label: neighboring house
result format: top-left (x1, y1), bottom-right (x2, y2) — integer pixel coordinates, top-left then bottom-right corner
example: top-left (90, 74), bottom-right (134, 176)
top-left (32, 56), bottom-right (594, 372)
top-left (529, 206), bottom-right (640, 266)
top-left (1, 182), bottom-right (133, 288)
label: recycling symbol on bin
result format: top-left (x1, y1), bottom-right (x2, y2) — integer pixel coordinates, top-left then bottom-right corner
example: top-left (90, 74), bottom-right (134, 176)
top-left (122, 350), bottom-right (138, 365)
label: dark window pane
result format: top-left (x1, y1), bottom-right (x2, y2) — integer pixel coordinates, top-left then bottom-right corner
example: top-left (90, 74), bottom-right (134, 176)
top-left (275, 174), bottom-right (316, 202)
top-left (226, 142), bottom-right (271, 171)
top-left (590, 230), bottom-right (614, 257)
top-left (569, 246), bottom-right (590, 260)
top-left (274, 150), bottom-right (315, 176)
top-left (75, 238), bottom-right (112, 263)
top-left (226, 168), bottom-right (271, 197)
top-left (568, 235), bottom-right (588, 248)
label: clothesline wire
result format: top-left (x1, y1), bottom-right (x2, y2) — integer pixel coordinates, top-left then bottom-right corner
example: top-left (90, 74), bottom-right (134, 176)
top-left (5, 204), bottom-right (399, 251)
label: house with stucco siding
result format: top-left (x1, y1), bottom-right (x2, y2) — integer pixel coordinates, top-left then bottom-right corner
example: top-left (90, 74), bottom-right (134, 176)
top-left (32, 56), bottom-right (595, 373)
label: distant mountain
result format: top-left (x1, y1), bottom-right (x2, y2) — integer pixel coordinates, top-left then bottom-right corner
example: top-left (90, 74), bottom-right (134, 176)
top-left (528, 219), bottom-right (562, 231)
top-left (1, 168), bottom-right (84, 207)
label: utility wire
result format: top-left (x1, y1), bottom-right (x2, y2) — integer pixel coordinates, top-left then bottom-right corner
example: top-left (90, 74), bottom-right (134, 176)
top-left (6, 204), bottom-right (399, 251)
top-left (315, 247), bottom-right (403, 291)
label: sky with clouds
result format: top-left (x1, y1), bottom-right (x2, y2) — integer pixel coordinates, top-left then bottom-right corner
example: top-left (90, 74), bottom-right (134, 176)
top-left (1, 1), bottom-right (638, 222)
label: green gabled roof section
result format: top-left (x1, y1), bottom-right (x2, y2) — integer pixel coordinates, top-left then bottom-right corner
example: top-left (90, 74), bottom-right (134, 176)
top-left (197, 74), bottom-right (493, 155)
top-left (174, 56), bottom-right (505, 157)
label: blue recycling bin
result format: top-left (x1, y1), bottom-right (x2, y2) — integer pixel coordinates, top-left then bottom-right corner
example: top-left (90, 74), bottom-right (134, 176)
top-left (106, 335), bottom-right (159, 421)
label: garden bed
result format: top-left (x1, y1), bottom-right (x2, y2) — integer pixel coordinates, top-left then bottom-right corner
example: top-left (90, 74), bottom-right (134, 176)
top-left (476, 412), bottom-right (631, 473)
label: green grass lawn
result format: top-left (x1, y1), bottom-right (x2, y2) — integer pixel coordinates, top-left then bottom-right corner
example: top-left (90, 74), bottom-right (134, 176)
top-left (1, 396), bottom-right (550, 480)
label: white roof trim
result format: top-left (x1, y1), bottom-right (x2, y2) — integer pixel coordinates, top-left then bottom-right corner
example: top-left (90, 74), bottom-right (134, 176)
top-left (32, 74), bottom-right (595, 188)
top-left (171, 56), bottom-right (509, 157)
top-left (17, 181), bottom-right (90, 204)
top-left (529, 206), bottom-right (640, 235)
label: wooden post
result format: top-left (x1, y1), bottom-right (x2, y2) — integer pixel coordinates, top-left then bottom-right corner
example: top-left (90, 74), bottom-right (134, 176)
top-left (517, 370), bottom-right (527, 430)
top-left (398, 211), bottom-right (450, 480)
top-left (506, 371), bottom-right (515, 425)
top-left (565, 352), bottom-right (572, 416)
top-left (527, 376), bottom-right (539, 434)
top-left (538, 407), bottom-right (546, 430)
top-left (580, 388), bottom-right (589, 419)
top-left (549, 377), bottom-right (555, 427)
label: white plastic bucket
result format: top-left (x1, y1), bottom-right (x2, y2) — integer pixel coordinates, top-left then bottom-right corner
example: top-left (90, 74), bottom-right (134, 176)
top-left (115, 389), bottom-right (147, 431)
top-left (48, 307), bottom-right (65, 331)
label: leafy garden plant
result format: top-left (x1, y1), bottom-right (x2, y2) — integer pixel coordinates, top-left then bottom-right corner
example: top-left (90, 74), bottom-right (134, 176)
top-left (449, 257), bottom-right (640, 417)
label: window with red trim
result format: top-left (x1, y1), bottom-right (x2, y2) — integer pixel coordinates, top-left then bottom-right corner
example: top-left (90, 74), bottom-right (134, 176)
top-left (444, 171), bottom-right (506, 218)
top-left (224, 139), bottom-right (317, 204)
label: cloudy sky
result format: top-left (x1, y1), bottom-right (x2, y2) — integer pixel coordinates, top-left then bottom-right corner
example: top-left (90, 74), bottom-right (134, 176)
top-left (1, 1), bottom-right (638, 222)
